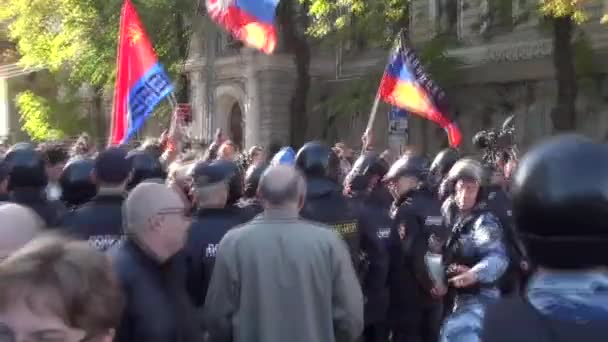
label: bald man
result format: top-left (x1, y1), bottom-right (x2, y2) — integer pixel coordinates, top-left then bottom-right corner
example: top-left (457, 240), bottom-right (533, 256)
top-left (204, 165), bottom-right (364, 342)
top-left (0, 203), bottom-right (44, 260)
top-left (109, 183), bottom-right (201, 342)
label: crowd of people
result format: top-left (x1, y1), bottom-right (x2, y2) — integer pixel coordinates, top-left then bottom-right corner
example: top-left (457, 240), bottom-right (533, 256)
top-left (0, 125), bottom-right (606, 342)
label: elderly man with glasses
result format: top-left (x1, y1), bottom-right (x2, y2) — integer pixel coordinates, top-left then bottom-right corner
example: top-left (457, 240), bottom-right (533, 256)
top-left (110, 182), bottom-right (201, 342)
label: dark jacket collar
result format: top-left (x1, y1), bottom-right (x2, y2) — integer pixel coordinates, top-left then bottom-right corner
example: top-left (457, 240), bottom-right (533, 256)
top-left (10, 188), bottom-right (47, 203)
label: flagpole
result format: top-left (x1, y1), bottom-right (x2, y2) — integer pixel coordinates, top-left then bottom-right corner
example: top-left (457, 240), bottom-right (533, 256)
top-left (364, 87), bottom-right (381, 135)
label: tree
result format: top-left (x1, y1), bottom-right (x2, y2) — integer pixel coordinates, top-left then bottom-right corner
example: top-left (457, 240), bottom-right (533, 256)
top-left (488, 1), bottom-right (597, 132)
top-left (277, 0), bottom-right (312, 148)
top-left (0, 0), bottom-right (197, 140)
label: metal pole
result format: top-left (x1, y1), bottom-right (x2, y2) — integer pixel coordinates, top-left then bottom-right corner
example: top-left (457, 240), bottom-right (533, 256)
top-left (204, 18), bottom-right (217, 143)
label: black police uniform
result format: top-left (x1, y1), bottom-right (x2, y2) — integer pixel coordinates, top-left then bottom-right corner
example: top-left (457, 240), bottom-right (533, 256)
top-left (59, 158), bottom-right (97, 209)
top-left (183, 160), bottom-right (247, 308)
top-left (63, 191), bottom-right (126, 251)
top-left (344, 153), bottom-right (391, 342)
top-left (5, 146), bottom-right (65, 227)
top-left (296, 142), bottom-right (362, 275)
top-left (385, 155), bottom-right (446, 342)
top-left (111, 241), bottom-right (201, 342)
top-left (389, 187), bottom-right (445, 342)
top-left (482, 136), bottom-right (608, 342)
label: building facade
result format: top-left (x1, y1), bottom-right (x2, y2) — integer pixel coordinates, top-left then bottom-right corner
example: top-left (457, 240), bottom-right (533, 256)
top-left (185, 0), bottom-right (608, 154)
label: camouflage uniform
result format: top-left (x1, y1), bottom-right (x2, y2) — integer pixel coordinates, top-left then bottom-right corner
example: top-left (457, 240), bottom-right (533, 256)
top-left (439, 213), bottom-right (509, 342)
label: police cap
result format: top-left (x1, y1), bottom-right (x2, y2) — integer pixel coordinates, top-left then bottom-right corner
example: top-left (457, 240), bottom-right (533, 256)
top-left (191, 160), bottom-right (235, 188)
top-left (511, 134), bottom-right (608, 269)
top-left (191, 159), bottom-right (242, 206)
top-left (60, 158), bottom-right (97, 207)
top-left (126, 150), bottom-right (164, 190)
top-left (295, 142), bottom-right (340, 180)
top-left (384, 154), bottom-right (429, 183)
top-left (4, 144), bottom-right (47, 189)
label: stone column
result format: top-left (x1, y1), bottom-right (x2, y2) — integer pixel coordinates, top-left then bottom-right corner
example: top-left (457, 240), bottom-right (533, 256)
top-left (190, 71), bottom-right (204, 140)
top-left (244, 49), bottom-right (261, 148)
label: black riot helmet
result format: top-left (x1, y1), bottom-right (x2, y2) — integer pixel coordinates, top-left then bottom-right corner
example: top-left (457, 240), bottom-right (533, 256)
top-left (441, 158), bottom-right (484, 200)
top-left (295, 142), bottom-right (340, 181)
top-left (344, 152), bottom-right (389, 193)
top-left (126, 150), bottom-right (164, 190)
top-left (4, 144), bottom-right (47, 189)
top-left (383, 154), bottom-right (430, 183)
top-left (511, 135), bottom-right (608, 269)
top-left (429, 148), bottom-right (459, 185)
top-left (243, 163), bottom-right (267, 198)
top-left (59, 158), bottom-right (97, 207)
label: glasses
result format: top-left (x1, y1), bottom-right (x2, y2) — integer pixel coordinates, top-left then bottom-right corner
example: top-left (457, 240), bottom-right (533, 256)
top-left (157, 207), bottom-right (192, 218)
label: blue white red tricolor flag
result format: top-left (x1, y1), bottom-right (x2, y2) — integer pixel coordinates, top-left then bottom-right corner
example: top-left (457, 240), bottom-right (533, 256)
top-left (110, 0), bottom-right (174, 146)
top-left (378, 33), bottom-right (462, 148)
top-left (206, 0), bottom-right (280, 54)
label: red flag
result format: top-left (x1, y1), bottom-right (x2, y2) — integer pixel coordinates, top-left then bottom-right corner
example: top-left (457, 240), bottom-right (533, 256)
top-left (110, 0), bottom-right (173, 145)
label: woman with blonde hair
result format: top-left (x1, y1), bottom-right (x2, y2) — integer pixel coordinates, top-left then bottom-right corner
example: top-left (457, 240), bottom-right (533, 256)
top-left (0, 234), bottom-right (124, 342)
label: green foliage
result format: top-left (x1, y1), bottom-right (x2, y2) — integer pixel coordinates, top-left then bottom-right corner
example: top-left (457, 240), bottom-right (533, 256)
top-left (326, 37), bottom-right (463, 117)
top-left (1, 0), bottom-right (195, 140)
top-left (304, 0), bottom-right (408, 47)
top-left (572, 31), bottom-right (595, 77)
top-left (15, 90), bottom-right (89, 141)
top-left (1, 0), bottom-right (195, 88)
top-left (539, 0), bottom-right (587, 23)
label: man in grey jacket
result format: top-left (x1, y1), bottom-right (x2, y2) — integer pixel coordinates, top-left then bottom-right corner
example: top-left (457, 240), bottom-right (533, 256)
top-left (203, 165), bottom-right (364, 342)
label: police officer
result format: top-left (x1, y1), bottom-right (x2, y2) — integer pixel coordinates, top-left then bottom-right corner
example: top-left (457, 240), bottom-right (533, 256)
top-left (295, 142), bottom-right (362, 273)
top-left (343, 152), bottom-right (390, 342)
top-left (126, 150), bottom-right (165, 190)
top-left (237, 163), bottom-right (267, 222)
top-left (429, 148), bottom-right (459, 201)
top-left (482, 135), bottom-right (608, 342)
top-left (62, 147), bottom-right (132, 251)
top-left (4, 144), bottom-right (65, 227)
top-left (438, 158), bottom-right (509, 342)
top-left (482, 164), bottom-right (528, 295)
top-left (184, 160), bottom-right (246, 308)
top-left (59, 158), bottom-right (97, 209)
top-left (383, 154), bottom-right (445, 342)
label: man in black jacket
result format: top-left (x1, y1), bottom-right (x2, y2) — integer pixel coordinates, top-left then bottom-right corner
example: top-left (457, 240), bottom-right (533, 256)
top-left (183, 160), bottom-right (246, 307)
top-left (5, 144), bottom-right (65, 227)
top-left (384, 154), bottom-right (446, 342)
top-left (111, 182), bottom-right (200, 342)
top-left (63, 147), bottom-right (132, 251)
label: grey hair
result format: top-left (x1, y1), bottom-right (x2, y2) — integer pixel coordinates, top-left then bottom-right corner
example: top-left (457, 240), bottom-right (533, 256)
top-left (258, 169), bottom-right (305, 206)
top-left (194, 182), bottom-right (228, 207)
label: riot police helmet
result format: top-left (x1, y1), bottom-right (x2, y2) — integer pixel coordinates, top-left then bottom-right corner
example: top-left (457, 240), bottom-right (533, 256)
top-left (126, 150), bottom-right (164, 190)
top-left (430, 148), bottom-right (459, 181)
top-left (383, 154), bottom-right (430, 183)
top-left (59, 158), bottom-right (97, 207)
top-left (345, 152), bottom-right (389, 192)
top-left (295, 142), bottom-right (340, 181)
top-left (4, 144), bottom-right (47, 189)
top-left (511, 134), bottom-right (608, 269)
top-left (244, 163), bottom-right (267, 198)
